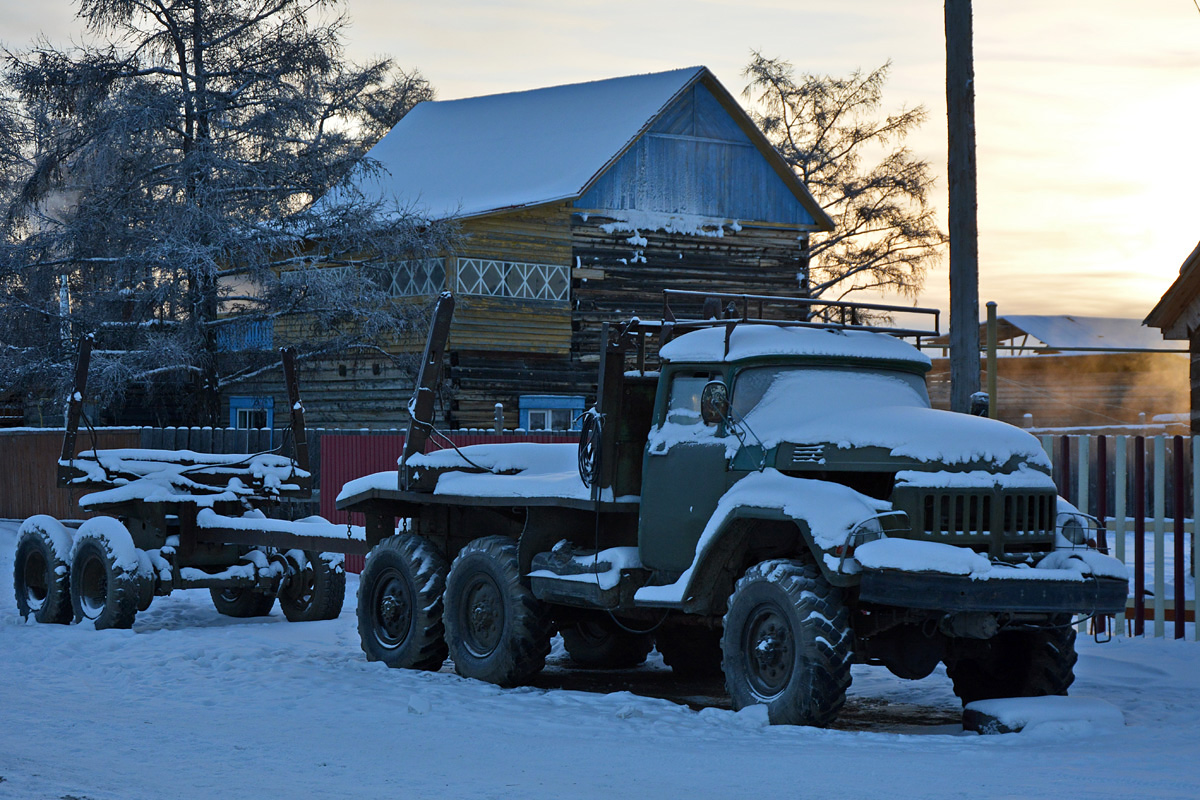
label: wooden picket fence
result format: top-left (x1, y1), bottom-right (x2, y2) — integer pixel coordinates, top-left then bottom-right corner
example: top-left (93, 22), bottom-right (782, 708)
top-left (1041, 434), bottom-right (1197, 639)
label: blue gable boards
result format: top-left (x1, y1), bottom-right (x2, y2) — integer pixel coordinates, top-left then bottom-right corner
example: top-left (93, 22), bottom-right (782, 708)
top-left (575, 81), bottom-right (819, 228)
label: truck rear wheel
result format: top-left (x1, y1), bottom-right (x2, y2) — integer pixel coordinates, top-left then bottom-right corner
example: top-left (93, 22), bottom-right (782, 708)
top-left (14, 516), bottom-right (74, 625)
top-left (357, 534), bottom-right (449, 671)
top-left (561, 617), bottom-right (653, 669)
top-left (946, 617), bottom-right (1077, 705)
top-left (69, 519), bottom-right (141, 630)
top-left (445, 536), bottom-right (552, 687)
top-left (722, 559), bottom-right (853, 727)
top-left (280, 551), bottom-right (346, 622)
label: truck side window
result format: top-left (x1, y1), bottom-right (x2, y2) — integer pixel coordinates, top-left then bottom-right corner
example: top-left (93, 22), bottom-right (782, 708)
top-left (666, 372), bottom-right (715, 425)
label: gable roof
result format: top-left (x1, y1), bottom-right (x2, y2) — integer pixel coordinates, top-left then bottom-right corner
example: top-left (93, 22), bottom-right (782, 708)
top-left (1144, 239), bottom-right (1200, 340)
top-left (323, 67), bottom-right (832, 229)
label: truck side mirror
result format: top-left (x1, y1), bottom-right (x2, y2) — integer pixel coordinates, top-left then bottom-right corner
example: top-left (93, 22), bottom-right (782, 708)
top-left (700, 380), bottom-right (730, 425)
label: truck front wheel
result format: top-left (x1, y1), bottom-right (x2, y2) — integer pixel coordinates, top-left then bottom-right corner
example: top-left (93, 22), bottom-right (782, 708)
top-left (445, 536), bottom-right (552, 687)
top-left (357, 534), bottom-right (449, 671)
top-left (946, 617), bottom-right (1077, 705)
top-left (722, 559), bottom-right (853, 727)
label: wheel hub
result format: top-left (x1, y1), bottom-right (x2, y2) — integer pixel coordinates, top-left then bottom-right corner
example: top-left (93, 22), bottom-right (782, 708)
top-left (373, 571), bottom-right (413, 649)
top-left (744, 605), bottom-right (794, 699)
top-left (22, 550), bottom-right (49, 609)
top-left (461, 575), bottom-right (503, 657)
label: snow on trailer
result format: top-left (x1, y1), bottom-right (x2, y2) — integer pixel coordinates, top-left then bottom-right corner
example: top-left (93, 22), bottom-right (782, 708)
top-left (13, 337), bottom-right (368, 632)
top-left (338, 290), bottom-right (1129, 728)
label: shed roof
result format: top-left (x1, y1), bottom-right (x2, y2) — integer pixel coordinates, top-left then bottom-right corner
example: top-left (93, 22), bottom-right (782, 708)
top-left (997, 315), bottom-right (1184, 352)
top-left (320, 67), bottom-right (832, 228)
top-left (1144, 240), bottom-right (1200, 340)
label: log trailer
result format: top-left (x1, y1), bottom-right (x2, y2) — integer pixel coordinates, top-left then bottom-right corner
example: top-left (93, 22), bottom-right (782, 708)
top-left (13, 338), bottom-right (368, 629)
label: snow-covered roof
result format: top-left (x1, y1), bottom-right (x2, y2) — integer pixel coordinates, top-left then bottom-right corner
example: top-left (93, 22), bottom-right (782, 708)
top-left (318, 67), bottom-right (830, 227)
top-left (659, 325), bottom-right (933, 370)
top-left (321, 68), bottom-right (702, 219)
top-left (999, 315), bottom-right (1184, 352)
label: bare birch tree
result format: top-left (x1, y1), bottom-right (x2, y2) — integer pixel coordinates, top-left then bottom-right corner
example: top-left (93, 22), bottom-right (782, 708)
top-left (0, 0), bottom-right (451, 425)
top-left (743, 53), bottom-right (946, 304)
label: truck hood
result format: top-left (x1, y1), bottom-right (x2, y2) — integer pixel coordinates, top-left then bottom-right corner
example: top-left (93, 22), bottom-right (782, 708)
top-left (748, 405), bottom-right (1052, 471)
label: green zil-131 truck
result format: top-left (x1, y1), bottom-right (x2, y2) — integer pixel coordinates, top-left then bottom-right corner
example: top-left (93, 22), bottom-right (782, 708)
top-left (337, 291), bottom-right (1127, 727)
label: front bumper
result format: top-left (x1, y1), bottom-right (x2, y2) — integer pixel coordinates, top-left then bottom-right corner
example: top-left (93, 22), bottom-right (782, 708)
top-left (859, 569), bottom-right (1128, 615)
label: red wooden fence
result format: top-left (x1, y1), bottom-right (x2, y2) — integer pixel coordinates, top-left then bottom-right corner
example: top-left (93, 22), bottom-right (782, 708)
top-left (320, 431), bottom-right (578, 572)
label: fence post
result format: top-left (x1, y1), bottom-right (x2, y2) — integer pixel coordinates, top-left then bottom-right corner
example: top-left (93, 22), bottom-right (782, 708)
top-left (1096, 435), bottom-right (1108, 551)
top-left (1114, 435), bottom-right (1127, 635)
top-left (1154, 436), bottom-right (1166, 638)
top-left (1134, 436), bottom-right (1145, 637)
top-left (1059, 435), bottom-right (1071, 500)
top-left (1174, 436), bottom-right (1186, 639)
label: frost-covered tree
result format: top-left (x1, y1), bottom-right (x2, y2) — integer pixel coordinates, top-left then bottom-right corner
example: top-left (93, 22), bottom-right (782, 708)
top-left (743, 53), bottom-right (946, 304)
top-left (0, 0), bottom-right (451, 425)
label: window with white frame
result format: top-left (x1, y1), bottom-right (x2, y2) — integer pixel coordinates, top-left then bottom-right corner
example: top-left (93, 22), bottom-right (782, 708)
top-left (229, 396), bottom-right (274, 429)
top-left (455, 258), bottom-right (570, 302)
top-left (519, 395), bottom-right (584, 431)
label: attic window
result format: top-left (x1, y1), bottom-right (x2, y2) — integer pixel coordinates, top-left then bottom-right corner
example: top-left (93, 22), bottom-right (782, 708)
top-left (455, 258), bottom-right (570, 303)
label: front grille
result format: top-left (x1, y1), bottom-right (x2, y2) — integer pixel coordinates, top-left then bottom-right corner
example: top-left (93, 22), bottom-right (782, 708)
top-left (894, 486), bottom-right (1057, 555)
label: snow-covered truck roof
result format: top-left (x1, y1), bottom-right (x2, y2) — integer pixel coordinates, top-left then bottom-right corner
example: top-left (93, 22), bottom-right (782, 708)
top-left (658, 325), bottom-right (933, 371)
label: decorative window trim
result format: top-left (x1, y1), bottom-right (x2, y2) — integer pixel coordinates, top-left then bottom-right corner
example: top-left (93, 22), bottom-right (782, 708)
top-left (455, 258), bottom-right (570, 303)
top-left (378, 257), bottom-right (446, 298)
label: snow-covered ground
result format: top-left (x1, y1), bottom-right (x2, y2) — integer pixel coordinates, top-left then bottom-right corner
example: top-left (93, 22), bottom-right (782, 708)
top-left (3, 520), bottom-right (1199, 800)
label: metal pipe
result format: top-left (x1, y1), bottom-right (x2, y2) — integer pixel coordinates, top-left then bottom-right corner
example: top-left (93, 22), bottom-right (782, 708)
top-left (986, 301), bottom-right (997, 419)
top-left (1174, 435), bottom-right (1185, 639)
top-left (1134, 436), bottom-right (1145, 637)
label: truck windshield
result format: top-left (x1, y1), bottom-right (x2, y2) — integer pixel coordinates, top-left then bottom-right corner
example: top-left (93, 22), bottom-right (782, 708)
top-left (731, 366), bottom-right (930, 425)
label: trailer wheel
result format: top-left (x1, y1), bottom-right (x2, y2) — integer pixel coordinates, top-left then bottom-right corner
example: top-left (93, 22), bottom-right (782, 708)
top-left (561, 616), bottom-right (653, 669)
top-left (69, 518), bottom-right (142, 630)
top-left (357, 534), bottom-right (449, 671)
top-left (722, 559), bottom-right (853, 727)
top-left (445, 536), bottom-right (553, 687)
top-left (655, 624), bottom-right (724, 678)
top-left (14, 516), bottom-right (74, 624)
top-left (946, 617), bottom-right (1077, 705)
top-left (209, 587), bottom-right (276, 618)
top-left (280, 551), bottom-right (346, 622)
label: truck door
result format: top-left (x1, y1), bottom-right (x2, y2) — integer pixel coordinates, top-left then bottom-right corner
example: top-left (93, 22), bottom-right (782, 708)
top-left (638, 367), bottom-right (730, 573)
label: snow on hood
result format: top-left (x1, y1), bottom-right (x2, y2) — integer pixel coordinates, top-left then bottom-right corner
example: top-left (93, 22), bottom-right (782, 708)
top-left (750, 405), bottom-right (1052, 470)
top-left (659, 325), bottom-right (931, 370)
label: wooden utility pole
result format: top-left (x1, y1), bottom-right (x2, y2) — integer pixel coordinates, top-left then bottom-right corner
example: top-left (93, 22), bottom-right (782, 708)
top-left (946, 0), bottom-right (980, 413)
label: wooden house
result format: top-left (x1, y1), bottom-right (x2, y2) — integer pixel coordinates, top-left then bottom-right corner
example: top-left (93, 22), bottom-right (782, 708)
top-left (230, 67), bottom-right (833, 430)
top-left (1145, 239), bottom-right (1200, 433)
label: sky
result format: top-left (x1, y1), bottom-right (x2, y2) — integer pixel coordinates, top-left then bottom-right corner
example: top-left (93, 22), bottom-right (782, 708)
top-left (4, 0), bottom-right (1200, 323)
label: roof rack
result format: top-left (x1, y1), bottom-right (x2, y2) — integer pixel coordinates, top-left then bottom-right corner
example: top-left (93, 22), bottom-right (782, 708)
top-left (660, 289), bottom-right (941, 341)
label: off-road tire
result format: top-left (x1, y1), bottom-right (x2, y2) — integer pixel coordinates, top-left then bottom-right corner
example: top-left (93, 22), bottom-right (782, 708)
top-left (14, 516), bottom-right (74, 625)
top-left (279, 551), bottom-right (346, 622)
top-left (561, 617), bottom-right (653, 669)
top-left (722, 559), bottom-right (854, 727)
top-left (210, 587), bottom-right (276, 617)
top-left (357, 534), bottom-right (449, 671)
top-left (946, 616), bottom-right (1077, 706)
top-left (69, 519), bottom-right (141, 630)
top-left (445, 536), bottom-right (553, 687)
top-left (655, 625), bottom-right (724, 678)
